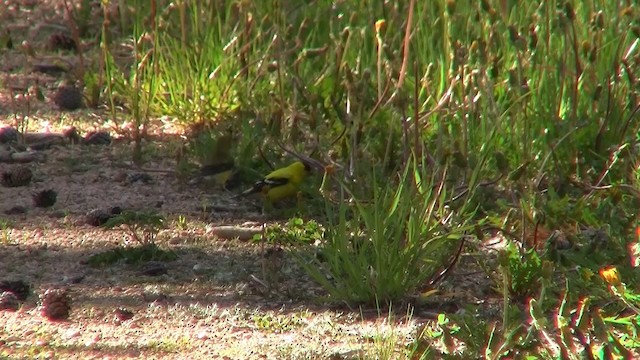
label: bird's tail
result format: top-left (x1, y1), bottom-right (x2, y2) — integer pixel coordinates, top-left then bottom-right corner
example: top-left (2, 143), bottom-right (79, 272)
top-left (231, 183), bottom-right (263, 199)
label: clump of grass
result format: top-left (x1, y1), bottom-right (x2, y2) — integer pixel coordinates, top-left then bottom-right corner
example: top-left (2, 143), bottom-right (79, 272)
top-left (87, 244), bottom-right (177, 267)
top-left (256, 217), bottom-right (324, 245)
top-left (299, 155), bottom-right (474, 306)
top-left (102, 210), bottom-right (165, 245)
top-left (87, 210), bottom-right (174, 266)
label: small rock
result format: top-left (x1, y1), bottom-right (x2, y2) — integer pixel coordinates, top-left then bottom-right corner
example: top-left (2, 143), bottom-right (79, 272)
top-left (31, 63), bottom-right (68, 75)
top-left (142, 290), bottom-right (169, 303)
top-left (139, 261), bottom-right (168, 276)
top-left (113, 171), bottom-right (128, 182)
top-left (192, 263), bottom-right (211, 274)
top-left (114, 307), bottom-right (134, 322)
top-left (4, 206), bottom-right (27, 215)
top-left (126, 173), bottom-right (153, 185)
top-left (83, 131), bottom-right (112, 145)
top-left (62, 274), bottom-right (85, 285)
top-left (63, 328), bottom-right (81, 339)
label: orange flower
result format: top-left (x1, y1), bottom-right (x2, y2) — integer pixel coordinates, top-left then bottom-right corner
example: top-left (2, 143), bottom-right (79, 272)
top-left (599, 266), bottom-right (621, 286)
top-left (375, 20), bottom-right (386, 35)
top-left (324, 164), bottom-right (335, 175)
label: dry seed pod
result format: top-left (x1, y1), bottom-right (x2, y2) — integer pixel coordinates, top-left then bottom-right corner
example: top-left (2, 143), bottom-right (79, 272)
top-left (581, 40), bottom-right (591, 58)
top-left (494, 151), bottom-right (509, 174)
top-left (480, 0), bottom-right (491, 12)
top-left (594, 11), bottom-right (605, 29)
top-left (589, 46), bottom-right (597, 63)
top-left (21, 40), bottom-right (36, 57)
top-left (593, 84), bottom-right (602, 102)
top-left (529, 25), bottom-right (538, 50)
top-left (452, 151), bottom-right (467, 168)
top-left (302, 46), bottom-right (328, 59)
top-left (446, 0), bottom-right (456, 14)
top-left (341, 27), bottom-right (350, 42)
top-left (564, 2), bottom-right (575, 21)
top-left (266, 61), bottom-right (278, 72)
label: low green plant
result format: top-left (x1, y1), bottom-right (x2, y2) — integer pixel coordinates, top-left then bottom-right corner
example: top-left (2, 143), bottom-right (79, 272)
top-left (86, 243), bottom-right (177, 267)
top-left (251, 312), bottom-right (305, 332)
top-left (498, 241), bottom-right (546, 301)
top-left (0, 218), bottom-right (12, 245)
top-left (0, 218), bottom-right (12, 229)
top-left (102, 210), bottom-right (166, 245)
top-left (256, 217), bottom-right (324, 245)
top-left (409, 264), bottom-right (640, 359)
top-left (525, 283), bottom-right (639, 359)
top-left (175, 215), bottom-right (188, 231)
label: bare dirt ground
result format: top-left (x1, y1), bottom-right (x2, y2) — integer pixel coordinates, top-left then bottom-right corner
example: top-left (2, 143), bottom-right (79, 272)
top-left (0, 1), bottom-right (496, 359)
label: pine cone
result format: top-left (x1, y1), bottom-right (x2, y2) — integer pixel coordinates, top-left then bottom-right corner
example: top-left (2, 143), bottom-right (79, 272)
top-left (33, 189), bottom-right (57, 208)
top-left (0, 127), bottom-right (19, 143)
top-left (52, 83), bottom-right (83, 111)
top-left (139, 261), bottom-right (168, 276)
top-left (83, 131), bottom-right (112, 145)
top-left (1, 166), bottom-right (33, 187)
top-left (47, 32), bottom-right (77, 52)
top-left (0, 291), bottom-right (19, 311)
top-left (0, 279), bottom-right (31, 300)
top-left (39, 288), bottom-right (72, 320)
top-left (4, 206), bottom-right (27, 215)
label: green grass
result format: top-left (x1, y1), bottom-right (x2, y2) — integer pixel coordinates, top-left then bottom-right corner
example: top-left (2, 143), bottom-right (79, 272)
top-left (83, 0), bottom-right (640, 357)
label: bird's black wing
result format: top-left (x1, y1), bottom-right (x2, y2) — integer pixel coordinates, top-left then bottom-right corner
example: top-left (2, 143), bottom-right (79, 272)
top-left (199, 162), bottom-right (235, 176)
top-left (263, 176), bottom-right (290, 187)
top-left (235, 176), bottom-right (290, 198)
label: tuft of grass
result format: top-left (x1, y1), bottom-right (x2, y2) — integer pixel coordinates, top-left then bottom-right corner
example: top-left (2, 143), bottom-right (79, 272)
top-left (251, 311), bottom-right (305, 332)
top-left (298, 154), bottom-right (476, 306)
top-left (257, 217), bottom-right (324, 245)
top-left (102, 210), bottom-right (166, 245)
top-left (86, 243), bottom-right (177, 267)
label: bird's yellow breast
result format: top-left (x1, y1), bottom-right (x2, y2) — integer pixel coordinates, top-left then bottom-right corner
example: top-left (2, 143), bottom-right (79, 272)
top-left (262, 161), bottom-right (308, 202)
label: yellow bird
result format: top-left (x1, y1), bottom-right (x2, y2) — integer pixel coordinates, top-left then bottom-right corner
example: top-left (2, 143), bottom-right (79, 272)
top-left (189, 133), bottom-right (236, 188)
top-left (196, 162), bottom-right (235, 187)
top-left (236, 161), bottom-right (310, 203)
